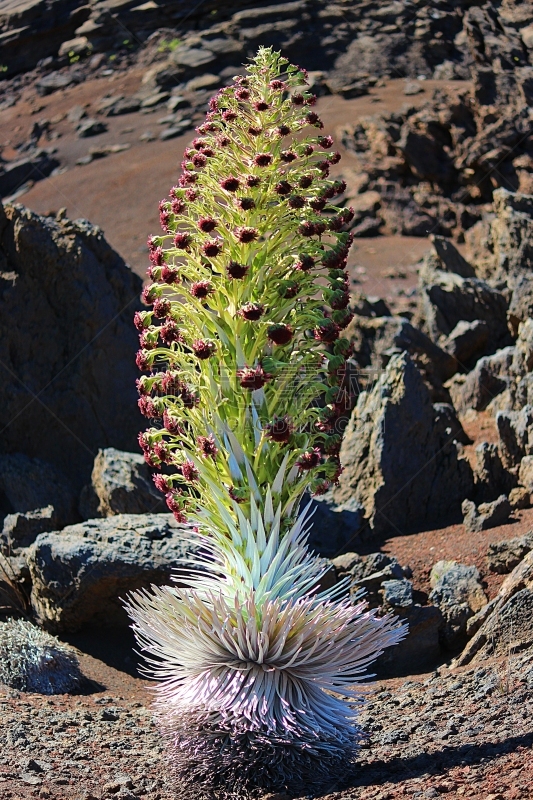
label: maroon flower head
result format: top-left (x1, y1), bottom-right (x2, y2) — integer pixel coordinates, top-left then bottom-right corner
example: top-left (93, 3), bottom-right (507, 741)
top-left (237, 197), bottom-right (255, 211)
top-left (165, 491), bottom-right (187, 522)
top-left (238, 302), bottom-right (264, 321)
top-left (134, 311), bottom-right (150, 331)
top-left (267, 323), bottom-right (293, 346)
top-left (235, 88), bottom-right (250, 101)
top-left (153, 473), bottom-right (172, 494)
top-left (185, 188), bottom-right (199, 201)
top-left (159, 200), bottom-right (170, 231)
top-left (216, 135), bottom-right (230, 147)
top-left (160, 321), bottom-right (183, 345)
top-left (275, 180), bottom-right (292, 195)
top-left (202, 239), bottom-right (223, 258)
top-left (306, 112), bottom-right (322, 126)
top-left (138, 396), bottom-right (157, 418)
top-left (248, 126), bottom-right (262, 136)
top-left (181, 459), bottom-right (199, 482)
top-left (235, 226), bottom-right (258, 243)
top-left (138, 431), bottom-right (149, 452)
top-left (222, 110), bottom-right (237, 122)
top-left (288, 195), bottom-right (305, 209)
top-left (162, 372), bottom-right (182, 395)
top-left (171, 198), bottom-right (185, 214)
top-left (208, 96), bottom-right (219, 112)
top-left (299, 175), bottom-right (313, 189)
top-left (269, 79), bottom-right (285, 90)
top-left (190, 280), bottom-right (213, 299)
top-left (192, 339), bottom-right (216, 359)
top-left (314, 320), bottom-right (340, 343)
top-left (291, 93), bottom-right (304, 105)
top-left (254, 153), bottom-right (272, 166)
top-left (139, 330), bottom-right (157, 350)
top-left (161, 264), bottom-right (179, 284)
top-left (192, 152), bottom-right (207, 168)
top-left (197, 434), bottom-right (218, 459)
top-left (237, 365), bottom-right (270, 390)
top-left (281, 281), bottom-right (299, 298)
top-left (314, 221), bottom-right (327, 235)
top-left (201, 146), bottom-right (215, 157)
top-left (317, 160), bottom-right (330, 173)
top-left (227, 261), bottom-right (249, 279)
top-left (153, 298), bottom-right (171, 319)
top-left (298, 221), bottom-right (316, 237)
top-left (310, 197), bottom-right (326, 211)
top-left (265, 415), bottom-right (293, 443)
top-left (296, 448), bottom-right (322, 471)
top-left (220, 176), bottom-right (240, 192)
top-left (276, 124), bottom-right (291, 136)
top-left (312, 479), bottom-right (331, 496)
top-left (154, 441), bottom-right (172, 463)
top-left (328, 151), bottom-right (341, 165)
top-left (302, 144), bottom-right (314, 156)
top-left (141, 284), bottom-right (158, 305)
top-left (333, 179), bottom-right (347, 195)
top-left (136, 350), bottom-right (150, 371)
top-left (174, 232), bottom-right (191, 250)
top-left (295, 254), bottom-right (315, 271)
top-left (253, 100), bottom-right (269, 111)
top-left (319, 135), bottom-right (334, 149)
top-left (329, 290), bottom-right (350, 310)
top-left (198, 217), bottom-right (217, 233)
top-left (179, 171), bottom-right (197, 186)
top-left (149, 246), bottom-right (164, 266)
top-left (163, 409), bottom-right (184, 435)
top-left (246, 175), bottom-right (261, 188)
top-left (280, 150), bottom-right (297, 163)
top-left (192, 138), bottom-right (207, 150)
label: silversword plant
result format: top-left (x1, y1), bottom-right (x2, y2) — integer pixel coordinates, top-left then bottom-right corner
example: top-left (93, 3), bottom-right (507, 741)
top-left (127, 47), bottom-right (406, 798)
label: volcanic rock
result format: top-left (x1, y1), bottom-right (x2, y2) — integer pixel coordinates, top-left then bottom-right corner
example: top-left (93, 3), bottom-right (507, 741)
top-left (0, 202), bottom-right (143, 492)
top-left (447, 347), bottom-right (515, 413)
top-left (487, 532), bottom-right (533, 574)
top-left (429, 560), bottom-right (487, 648)
top-left (28, 514), bottom-right (196, 632)
top-left (333, 352), bottom-right (473, 536)
top-left (462, 495), bottom-right (513, 533)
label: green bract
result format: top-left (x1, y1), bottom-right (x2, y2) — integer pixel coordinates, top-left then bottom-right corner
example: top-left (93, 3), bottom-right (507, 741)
top-left (136, 47), bottom-right (354, 531)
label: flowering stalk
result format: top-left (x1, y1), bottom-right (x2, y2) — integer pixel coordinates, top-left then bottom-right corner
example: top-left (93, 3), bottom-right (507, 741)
top-left (127, 47), bottom-right (405, 797)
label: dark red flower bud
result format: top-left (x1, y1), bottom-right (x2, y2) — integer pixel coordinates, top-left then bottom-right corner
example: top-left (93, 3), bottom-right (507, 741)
top-left (153, 473), bottom-right (172, 494)
top-left (302, 144), bottom-right (314, 157)
top-left (154, 441), bottom-right (172, 463)
top-left (197, 434), bottom-right (218, 459)
top-left (254, 153), bottom-right (272, 166)
top-left (171, 198), bottom-right (185, 214)
top-left (160, 321), bottom-right (183, 344)
top-left (275, 180), bottom-right (292, 195)
top-left (333, 179), bottom-right (347, 195)
top-left (139, 330), bottom-right (157, 350)
top-left (288, 195), bottom-right (305, 209)
top-left (296, 448), bottom-right (322, 470)
top-left (253, 100), bottom-right (269, 111)
top-left (235, 226), bottom-right (258, 243)
top-left (291, 93), bottom-right (305, 105)
top-left (192, 152), bottom-right (207, 168)
top-left (161, 264), bottom-right (179, 284)
top-left (246, 175), bottom-right (261, 188)
top-left (317, 161), bottom-right (330, 173)
top-left (276, 124), bottom-right (291, 136)
top-left (328, 151), bottom-right (341, 164)
top-left (281, 281), bottom-right (299, 298)
top-left (179, 171), bottom-right (197, 186)
top-left (192, 339), bottom-right (216, 359)
top-left (222, 110), bottom-right (237, 122)
top-left (201, 146), bottom-right (215, 157)
top-left (186, 188), bottom-right (199, 201)
top-left (269, 79), bottom-right (285, 90)
top-left (192, 138), bottom-right (207, 150)
top-left (280, 150), bottom-right (297, 163)
top-left (310, 197), bottom-right (326, 211)
top-left (237, 365), bottom-right (270, 390)
top-left (208, 97), bottom-right (219, 112)
top-left (314, 221), bottom-right (327, 235)
top-left (299, 175), bottom-right (313, 189)
top-left (165, 491), bottom-right (187, 522)
top-left (298, 221), bottom-right (316, 237)
top-left (136, 350), bottom-right (150, 371)
top-left (163, 409), bottom-right (184, 435)
top-left (149, 246), bottom-right (164, 266)
top-left (330, 290), bottom-right (350, 310)
top-left (198, 217), bottom-right (217, 233)
top-left (202, 239), bottom-right (223, 258)
top-left (190, 280), bottom-right (213, 298)
top-left (141, 285), bottom-right (158, 305)
top-left (235, 88), bottom-right (250, 101)
top-left (295, 254), bottom-right (314, 271)
top-left (265, 415), bottom-right (293, 443)
top-left (162, 372), bottom-right (182, 395)
top-left (138, 431), bottom-right (149, 452)
top-left (319, 136), bottom-right (334, 149)
top-left (248, 126), bottom-right (262, 136)
top-left (267, 323), bottom-right (293, 345)
top-left (237, 197), bottom-right (255, 211)
top-left (238, 302), bottom-right (264, 321)
top-left (314, 320), bottom-right (340, 343)
top-left (153, 298), bottom-right (171, 319)
top-left (216, 135), bottom-right (230, 147)
top-left (227, 261), bottom-right (249, 279)
top-left (220, 177), bottom-right (240, 192)
top-left (174, 232), bottom-right (191, 250)
top-left (181, 459), bottom-right (199, 482)
top-left (134, 311), bottom-right (150, 331)
top-left (138, 396), bottom-right (157, 418)
top-left (304, 93), bottom-right (317, 105)
top-left (143, 450), bottom-right (159, 468)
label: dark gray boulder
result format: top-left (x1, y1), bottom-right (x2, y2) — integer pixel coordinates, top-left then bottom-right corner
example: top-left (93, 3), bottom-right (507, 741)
top-left (429, 560), bottom-right (487, 649)
top-left (306, 493), bottom-right (363, 557)
top-left (447, 347), bottom-right (515, 413)
top-left (487, 532), bottom-right (533, 574)
top-left (471, 442), bottom-right (517, 504)
top-left (28, 514), bottom-right (197, 632)
top-left (0, 202), bottom-right (143, 492)
top-left (79, 448), bottom-right (164, 519)
top-left (333, 352), bottom-right (473, 536)
top-left (462, 495), bottom-right (512, 533)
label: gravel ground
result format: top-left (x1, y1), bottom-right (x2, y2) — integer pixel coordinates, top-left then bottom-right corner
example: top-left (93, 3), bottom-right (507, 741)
top-left (1, 646), bottom-right (532, 800)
